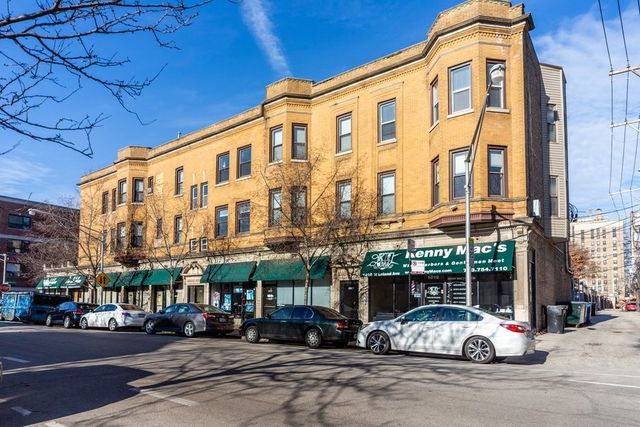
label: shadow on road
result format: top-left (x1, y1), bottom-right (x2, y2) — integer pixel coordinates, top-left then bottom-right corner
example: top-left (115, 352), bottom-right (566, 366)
top-left (0, 365), bottom-right (152, 427)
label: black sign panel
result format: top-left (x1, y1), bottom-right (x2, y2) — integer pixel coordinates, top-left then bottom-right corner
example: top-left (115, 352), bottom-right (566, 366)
top-left (448, 282), bottom-right (467, 305)
top-left (424, 284), bottom-right (444, 305)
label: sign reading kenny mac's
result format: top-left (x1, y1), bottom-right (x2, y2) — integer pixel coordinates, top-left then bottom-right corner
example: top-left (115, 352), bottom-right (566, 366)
top-left (360, 241), bottom-right (515, 277)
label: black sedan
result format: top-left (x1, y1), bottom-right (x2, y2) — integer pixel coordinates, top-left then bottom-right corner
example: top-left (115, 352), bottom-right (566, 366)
top-left (45, 301), bottom-right (98, 328)
top-left (143, 303), bottom-right (235, 338)
top-left (240, 305), bottom-right (362, 348)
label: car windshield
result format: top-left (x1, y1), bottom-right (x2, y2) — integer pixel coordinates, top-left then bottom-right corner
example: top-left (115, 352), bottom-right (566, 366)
top-left (314, 306), bottom-right (346, 320)
top-left (119, 304), bottom-right (142, 311)
top-left (474, 307), bottom-right (510, 320)
top-left (195, 304), bottom-right (227, 314)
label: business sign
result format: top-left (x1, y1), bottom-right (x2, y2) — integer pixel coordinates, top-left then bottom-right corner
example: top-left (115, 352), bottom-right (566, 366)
top-left (410, 260), bottom-right (426, 275)
top-left (0, 283), bottom-right (10, 292)
top-left (360, 241), bottom-right (515, 277)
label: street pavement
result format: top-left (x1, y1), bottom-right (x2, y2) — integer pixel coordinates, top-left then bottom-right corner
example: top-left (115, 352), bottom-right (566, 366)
top-left (0, 310), bottom-right (639, 427)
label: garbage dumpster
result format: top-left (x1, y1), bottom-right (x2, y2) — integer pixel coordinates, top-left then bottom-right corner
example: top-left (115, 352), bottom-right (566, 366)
top-left (566, 302), bottom-right (587, 327)
top-left (547, 305), bottom-right (567, 334)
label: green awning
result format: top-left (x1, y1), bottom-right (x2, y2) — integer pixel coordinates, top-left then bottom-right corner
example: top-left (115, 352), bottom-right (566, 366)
top-left (252, 257), bottom-right (329, 281)
top-left (145, 268), bottom-right (182, 286)
top-left (104, 272), bottom-right (121, 288)
top-left (61, 275), bottom-right (86, 289)
top-left (113, 270), bottom-right (149, 287)
top-left (201, 262), bottom-right (256, 283)
top-left (36, 276), bottom-right (66, 289)
top-left (360, 241), bottom-right (515, 277)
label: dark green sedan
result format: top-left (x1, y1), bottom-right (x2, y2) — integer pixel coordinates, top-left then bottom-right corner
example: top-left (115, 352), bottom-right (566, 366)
top-left (240, 305), bottom-right (362, 348)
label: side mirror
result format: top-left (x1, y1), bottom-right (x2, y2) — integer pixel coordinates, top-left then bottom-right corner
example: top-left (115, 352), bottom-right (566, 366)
top-left (266, 314), bottom-right (272, 319)
top-left (399, 316), bottom-right (407, 324)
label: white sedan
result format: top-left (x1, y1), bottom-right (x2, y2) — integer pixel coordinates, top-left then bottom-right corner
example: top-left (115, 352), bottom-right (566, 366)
top-left (356, 304), bottom-right (535, 363)
top-left (80, 303), bottom-right (148, 331)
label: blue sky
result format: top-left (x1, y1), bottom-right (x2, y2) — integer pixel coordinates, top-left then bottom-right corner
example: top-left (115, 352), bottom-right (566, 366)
top-left (1, 0), bottom-right (638, 219)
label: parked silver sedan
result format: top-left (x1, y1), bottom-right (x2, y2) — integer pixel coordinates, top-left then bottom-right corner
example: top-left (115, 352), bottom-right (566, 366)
top-left (143, 303), bottom-right (235, 338)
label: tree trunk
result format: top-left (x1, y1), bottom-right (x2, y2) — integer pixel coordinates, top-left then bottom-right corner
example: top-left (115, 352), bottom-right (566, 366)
top-left (169, 274), bottom-right (175, 305)
top-left (303, 272), bottom-right (311, 305)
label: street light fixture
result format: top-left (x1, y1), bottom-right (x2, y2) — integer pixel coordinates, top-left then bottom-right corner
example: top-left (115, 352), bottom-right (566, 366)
top-left (465, 63), bottom-right (506, 306)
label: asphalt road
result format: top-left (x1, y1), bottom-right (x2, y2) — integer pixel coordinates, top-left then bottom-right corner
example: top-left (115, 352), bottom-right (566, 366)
top-left (1, 310), bottom-right (639, 427)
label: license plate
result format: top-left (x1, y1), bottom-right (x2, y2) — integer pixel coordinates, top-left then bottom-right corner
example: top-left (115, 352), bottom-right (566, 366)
top-left (218, 318), bottom-right (227, 323)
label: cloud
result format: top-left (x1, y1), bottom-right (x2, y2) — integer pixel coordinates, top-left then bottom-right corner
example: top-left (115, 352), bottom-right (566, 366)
top-left (240, 0), bottom-right (291, 77)
top-left (0, 156), bottom-right (51, 198)
top-left (535, 3), bottom-right (640, 216)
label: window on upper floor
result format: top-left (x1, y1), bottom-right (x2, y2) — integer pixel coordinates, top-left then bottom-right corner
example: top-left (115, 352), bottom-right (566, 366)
top-left (291, 187), bottom-right (307, 226)
top-left (217, 152), bottom-right (230, 184)
top-left (118, 179), bottom-right (127, 204)
top-left (175, 167), bottom-right (184, 196)
top-left (200, 182), bottom-right (208, 208)
top-left (488, 148), bottom-right (506, 197)
top-left (101, 191), bottom-right (109, 214)
top-left (269, 188), bottom-right (282, 226)
top-left (292, 124), bottom-right (307, 160)
top-left (449, 63), bottom-right (471, 114)
top-left (190, 185), bottom-right (198, 210)
top-left (111, 189), bottom-right (116, 212)
top-left (547, 104), bottom-right (557, 143)
top-left (155, 218), bottom-right (163, 239)
top-left (200, 237), bottom-right (208, 252)
top-left (131, 222), bottom-right (143, 248)
top-left (487, 60), bottom-right (506, 108)
top-left (337, 180), bottom-right (352, 219)
top-left (147, 176), bottom-right (154, 195)
top-left (236, 201), bottom-right (250, 234)
top-left (451, 150), bottom-right (468, 199)
top-left (133, 178), bottom-right (144, 203)
top-left (378, 99), bottom-right (396, 143)
top-left (270, 126), bottom-right (283, 163)
top-left (432, 158), bottom-right (440, 206)
top-left (337, 114), bottom-right (352, 153)
top-left (117, 222), bottom-right (126, 249)
top-left (378, 171), bottom-right (395, 215)
top-left (238, 146), bottom-right (251, 178)
top-left (431, 78), bottom-right (439, 126)
top-left (7, 239), bottom-right (29, 254)
top-left (174, 215), bottom-right (183, 244)
top-left (215, 205), bottom-right (228, 237)
top-left (189, 239), bottom-right (198, 253)
top-left (550, 175), bottom-right (559, 217)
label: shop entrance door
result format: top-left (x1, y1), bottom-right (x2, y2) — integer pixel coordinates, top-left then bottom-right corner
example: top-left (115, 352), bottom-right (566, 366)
top-left (263, 283), bottom-right (277, 316)
top-left (340, 281), bottom-right (359, 319)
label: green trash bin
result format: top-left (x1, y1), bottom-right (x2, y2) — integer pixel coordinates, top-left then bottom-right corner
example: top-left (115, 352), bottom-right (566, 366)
top-left (566, 302), bottom-right (587, 327)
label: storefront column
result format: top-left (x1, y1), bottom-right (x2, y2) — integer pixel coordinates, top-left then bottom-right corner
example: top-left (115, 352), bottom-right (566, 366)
top-left (255, 280), bottom-right (263, 317)
top-left (514, 237), bottom-right (530, 324)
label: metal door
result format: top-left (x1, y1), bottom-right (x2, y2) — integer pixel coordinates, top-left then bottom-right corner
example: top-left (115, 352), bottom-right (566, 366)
top-left (339, 281), bottom-right (359, 319)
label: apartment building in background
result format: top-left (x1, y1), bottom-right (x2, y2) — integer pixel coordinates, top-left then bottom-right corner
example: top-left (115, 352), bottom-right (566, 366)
top-left (53, 0), bottom-right (571, 330)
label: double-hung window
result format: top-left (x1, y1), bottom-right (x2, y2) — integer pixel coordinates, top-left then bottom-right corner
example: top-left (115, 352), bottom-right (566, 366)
top-left (147, 176), bottom-right (154, 195)
top-left (270, 126), bottom-right (283, 162)
top-left (432, 158), bottom-right (440, 206)
top-left (118, 179), bottom-right (127, 204)
top-left (190, 185), bottom-right (198, 210)
top-left (131, 222), bottom-right (143, 248)
top-left (378, 172), bottom-right (395, 215)
top-left (337, 114), bottom-right (352, 153)
top-left (117, 222), bottom-right (126, 249)
top-left (200, 182), bottom-right (208, 208)
top-left (200, 237), bottom-right (208, 252)
top-left (547, 104), bottom-right (557, 143)
top-left (111, 189), bottom-right (116, 212)
top-left (431, 78), bottom-right (439, 126)
top-left (291, 187), bottom-right (307, 225)
top-left (156, 218), bottom-right (163, 239)
top-left (451, 150), bottom-right (467, 199)
top-left (488, 148), bottom-right (506, 196)
top-left (215, 206), bottom-right (228, 237)
top-left (189, 239), bottom-right (198, 253)
top-left (550, 176), bottom-right (559, 216)
top-left (487, 61), bottom-right (505, 108)
top-left (292, 124), bottom-right (307, 160)
top-left (238, 146), bottom-right (251, 178)
top-left (236, 201), bottom-right (250, 233)
top-left (269, 189), bottom-right (282, 226)
top-left (217, 152), bottom-right (229, 184)
top-left (101, 191), bottom-right (109, 214)
top-left (174, 215), bottom-right (183, 244)
top-left (378, 100), bottom-right (396, 143)
top-left (133, 178), bottom-right (144, 203)
top-left (8, 214), bottom-right (30, 230)
top-left (337, 180), bottom-right (352, 219)
top-left (450, 63), bottom-right (471, 113)
top-left (175, 167), bottom-right (184, 195)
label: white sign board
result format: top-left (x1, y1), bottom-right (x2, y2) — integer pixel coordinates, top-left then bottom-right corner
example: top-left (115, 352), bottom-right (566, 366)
top-left (410, 260), bottom-right (425, 275)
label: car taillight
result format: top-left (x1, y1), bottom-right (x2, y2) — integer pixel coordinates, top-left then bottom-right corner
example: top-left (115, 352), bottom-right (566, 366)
top-left (73, 309), bottom-right (83, 315)
top-left (202, 313), bottom-right (215, 319)
top-left (500, 323), bottom-right (526, 333)
top-left (336, 320), bottom-right (348, 330)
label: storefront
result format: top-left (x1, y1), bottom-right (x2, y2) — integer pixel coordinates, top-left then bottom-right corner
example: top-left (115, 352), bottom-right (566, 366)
top-left (61, 274), bottom-right (87, 301)
top-left (101, 272), bottom-right (121, 304)
top-left (252, 257), bottom-right (331, 316)
top-left (36, 276), bottom-right (66, 295)
top-left (201, 262), bottom-right (256, 320)
top-left (145, 267), bottom-right (182, 312)
top-left (361, 241), bottom-right (515, 320)
top-left (112, 270), bottom-right (149, 307)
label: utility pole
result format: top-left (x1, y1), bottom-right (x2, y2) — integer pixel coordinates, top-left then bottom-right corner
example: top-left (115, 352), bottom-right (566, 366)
top-left (1, 253), bottom-right (7, 284)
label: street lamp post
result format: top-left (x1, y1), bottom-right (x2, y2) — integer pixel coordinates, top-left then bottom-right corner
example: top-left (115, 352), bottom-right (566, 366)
top-left (465, 63), bottom-right (506, 306)
top-left (1, 253), bottom-right (7, 284)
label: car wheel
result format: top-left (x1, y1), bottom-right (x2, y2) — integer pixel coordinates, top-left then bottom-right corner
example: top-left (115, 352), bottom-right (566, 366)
top-left (45, 315), bottom-right (53, 327)
top-left (245, 325), bottom-right (260, 343)
top-left (108, 318), bottom-right (118, 332)
top-left (80, 318), bottom-right (88, 329)
top-left (63, 316), bottom-right (72, 329)
top-left (305, 328), bottom-right (322, 349)
top-left (144, 320), bottom-right (156, 335)
top-left (367, 331), bottom-right (390, 355)
top-left (183, 321), bottom-right (195, 338)
top-left (464, 336), bottom-right (495, 364)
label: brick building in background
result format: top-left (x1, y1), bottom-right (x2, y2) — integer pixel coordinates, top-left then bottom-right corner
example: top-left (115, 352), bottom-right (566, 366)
top-left (0, 195), bottom-right (78, 288)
